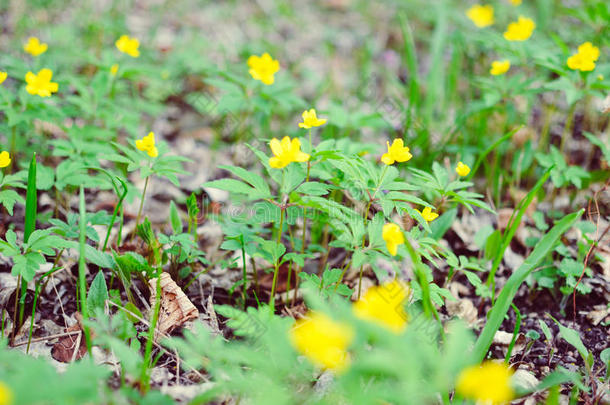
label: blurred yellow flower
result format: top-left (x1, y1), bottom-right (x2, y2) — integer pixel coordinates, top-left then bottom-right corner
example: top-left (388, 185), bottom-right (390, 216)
top-left (299, 109), bottom-right (327, 129)
top-left (455, 161), bottom-right (471, 177)
top-left (0, 72), bottom-right (7, 84)
top-left (567, 42), bottom-right (599, 72)
top-left (382, 223), bottom-right (404, 256)
top-left (247, 53), bottom-right (279, 85)
top-left (0, 381), bottom-right (13, 405)
top-left (456, 361), bottom-right (514, 404)
top-left (24, 37), bottom-right (48, 56)
top-left (135, 132), bottom-right (158, 158)
top-left (490, 60), bottom-right (510, 75)
top-left (0, 151), bottom-right (11, 168)
top-left (25, 68), bottom-right (58, 97)
top-left (510, 0), bottom-right (522, 5)
top-left (503, 16), bottom-right (535, 41)
top-left (353, 280), bottom-right (409, 333)
top-left (415, 206), bottom-right (439, 223)
top-left (466, 5), bottom-right (494, 28)
top-left (381, 139), bottom-right (412, 165)
top-left (289, 312), bottom-right (354, 372)
top-left (268, 136), bottom-right (310, 169)
top-left (110, 64), bottom-right (119, 76)
top-left (115, 35), bottom-right (140, 57)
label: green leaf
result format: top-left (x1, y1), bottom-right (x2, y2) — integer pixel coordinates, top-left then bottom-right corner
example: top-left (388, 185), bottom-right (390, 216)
top-left (169, 200), bottom-right (182, 234)
top-left (430, 208), bottom-right (457, 240)
top-left (548, 315), bottom-right (589, 361)
top-left (295, 181), bottom-right (330, 196)
top-left (472, 209), bottom-right (583, 362)
top-left (204, 178), bottom-right (266, 199)
top-left (24, 153), bottom-right (37, 243)
top-left (87, 271), bottom-right (109, 312)
top-left (0, 190), bottom-right (24, 216)
top-left (218, 165), bottom-right (271, 199)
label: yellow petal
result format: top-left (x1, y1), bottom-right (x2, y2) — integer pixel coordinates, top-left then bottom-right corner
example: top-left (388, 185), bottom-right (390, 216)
top-left (269, 138), bottom-right (283, 157)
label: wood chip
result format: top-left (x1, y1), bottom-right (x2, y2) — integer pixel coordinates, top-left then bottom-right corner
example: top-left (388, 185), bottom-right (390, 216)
top-left (149, 273), bottom-right (199, 339)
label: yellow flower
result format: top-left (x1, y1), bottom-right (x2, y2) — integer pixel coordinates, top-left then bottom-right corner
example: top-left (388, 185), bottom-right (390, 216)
top-left (115, 35), bottom-right (140, 58)
top-left (455, 161), bottom-right (471, 177)
top-left (23, 37), bottom-right (48, 56)
top-left (289, 312), bottom-right (354, 372)
top-left (382, 223), bottom-right (404, 256)
top-left (247, 53), bottom-right (280, 85)
top-left (0, 151), bottom-right (10, 168)
top-left (25, 68), bottom-right (58, 97)
top-left (503, 16), bottom-right (535, 41)
top-left (510, 0), bottom-right (522, 5)
top-left (0, 381), bottom-right (13, 405)
top-left (466, 5), bottom-right (494, 28)
top-left (299, 109), bottom-right (327, 129)
top-left (268, 136), bottom-right (310, 169)
top-left (110, 64), bottom-right (119, 76)
top-left (456, 361), bottom-right (514, 404)
top-left (567, 42), bottom-right (600, 72)
top-left (0, 72), bottom-right (7, 84)
top-left (381, 139), bottom-right (412, 165)
top-left (135, 132), bottom-right (159, 158)
top-left (353, 280), bottom-right (410, 333)
top-left (490, 60), bottom-right (510, 76)
top-left (415, 207), bottom-right (439, 223)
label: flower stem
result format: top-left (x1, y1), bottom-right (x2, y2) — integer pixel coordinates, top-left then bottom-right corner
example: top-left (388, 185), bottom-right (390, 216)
top-left (132, 175), bottom-right (150, 242)
top-left (358, 164), bottom-right (390, 297)
top-left (269, 206), bottom-right (285, 309)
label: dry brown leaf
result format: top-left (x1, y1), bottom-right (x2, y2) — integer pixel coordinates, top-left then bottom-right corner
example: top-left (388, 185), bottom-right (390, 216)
top-left (51, 313), bottom-right (91, 363)
top-left (149, 273), bottom-right (199, 339)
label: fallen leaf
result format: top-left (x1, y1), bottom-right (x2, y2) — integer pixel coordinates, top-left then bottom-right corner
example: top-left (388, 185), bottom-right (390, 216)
top-left (149, 272), bottom-right (199, 339)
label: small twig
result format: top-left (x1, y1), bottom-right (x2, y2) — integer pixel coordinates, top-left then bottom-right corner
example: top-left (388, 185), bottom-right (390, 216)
top-left (573, 181), bottom-right (610, 320)
top-left (70, 331), bottom-right (82, 363)
top-left (11, 330), bottom-right (81, 347)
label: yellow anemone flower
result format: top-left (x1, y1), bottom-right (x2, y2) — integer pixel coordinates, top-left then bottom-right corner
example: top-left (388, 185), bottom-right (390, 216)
top-left (299, 109), bottom-right (327, 129)
top-left (0, 151), bottom-right (11, 168)
top-left (0, 72), bottom-right (7, 84)
top-left (115, 35), bottom-right (140, 58)
top-left (247, 53), bottom-right (280, 85)
top-left (381, 139), bottom-right (412, 165)
top-left (455, 161), bottom-right (471, 177)
top-left (135, 132), bottom-right (158, 158)
top-left (456, 361), bottom-right (514, 404)
top-left (382, 223), bottom-right (404, 256)
top-left (503, 16), bottom-right (535, 41)
top-left (567, 42), bottom-right (599, 72)
top-left (25, 68), bottom-right (58, 97)
top-left (0, 381), bottom-right (13, 405)
top-left (353, 280), bottom-right (410, 333)
top-left (466, 5), bottom-right (494, 28)
top-left (289, 312), bottom-right (354, 372)
top-left (490, 60), bottom-right (510, 76)
top-left (110, 64), bottom-right (119, 76)
top-left (24, 37), bottom-right (48, 56)
top-left (268, 136), bottom-right (310, 169)
top-left (415, 206), bottom-right (439, 223)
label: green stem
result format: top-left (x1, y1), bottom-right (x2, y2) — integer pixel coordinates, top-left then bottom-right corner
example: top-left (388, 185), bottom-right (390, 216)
top-left (78, 186), bottom-right (91, 353)
top-left (132, 176), bottom-right (150, 242)
top-left (358, 164), bottom-right (389, 298)
top-left (559, 103), bottom-right (577, 155)
top-left (141, 269), bottom-right (162, 393)
top-left (269, 207), bottom-right (285, 308)
top-left (240, 234), bottom-right (247, 309)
